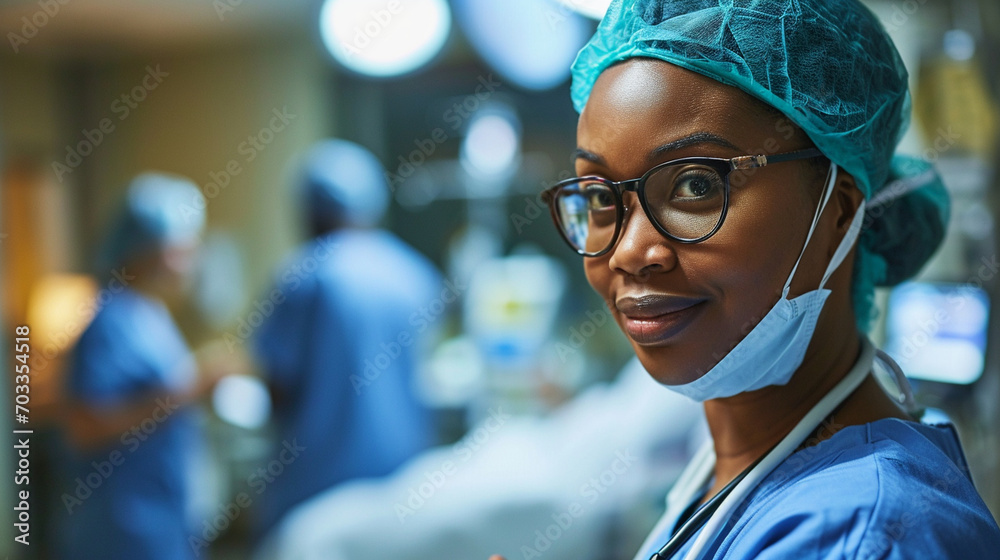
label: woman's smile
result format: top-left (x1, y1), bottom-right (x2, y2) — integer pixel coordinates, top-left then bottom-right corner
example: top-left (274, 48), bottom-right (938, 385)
top-left (615, 293), bottom-right (708, 345)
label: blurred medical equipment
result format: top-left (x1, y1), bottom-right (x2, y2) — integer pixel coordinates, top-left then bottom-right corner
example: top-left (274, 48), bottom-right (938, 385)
top-left (255, 357), bottom-right (704, 560)
top-left (885, 281), bottom-right (990, 385)
top-left (213, 374), bottom-right (273, 430)
top-left (462, 253), bottom-right (567, 417)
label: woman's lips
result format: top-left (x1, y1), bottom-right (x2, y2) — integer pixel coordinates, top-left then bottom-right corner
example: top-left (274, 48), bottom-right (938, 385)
top-left (615, 294), bottom-right (706, 345)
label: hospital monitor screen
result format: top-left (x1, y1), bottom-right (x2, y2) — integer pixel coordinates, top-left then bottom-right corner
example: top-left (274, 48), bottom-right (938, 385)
top-left (884, 282), bottom-right (990, 385)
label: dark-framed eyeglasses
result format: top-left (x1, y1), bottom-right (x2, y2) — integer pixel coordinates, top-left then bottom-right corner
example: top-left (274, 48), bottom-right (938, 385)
top-left (541, 148), bottom-right (825, 257)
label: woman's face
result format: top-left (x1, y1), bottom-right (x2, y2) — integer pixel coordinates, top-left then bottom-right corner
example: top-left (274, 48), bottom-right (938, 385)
top-left (579, 59), bottom-right (829, 386)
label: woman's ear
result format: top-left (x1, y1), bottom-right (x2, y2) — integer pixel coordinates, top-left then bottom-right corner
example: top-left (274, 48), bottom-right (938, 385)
top-left (819, 168), bottom-right (864, 263)
top-left (832, 169), bottom-right (864, 235)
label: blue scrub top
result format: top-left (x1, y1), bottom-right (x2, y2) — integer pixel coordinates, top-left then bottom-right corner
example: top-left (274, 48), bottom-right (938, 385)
top-left (639, 418), bottom-right (1000, 559)
top-left (252, 229), bottom-right (443, 533)
top-left (58, 288), bottom-right (200, 560)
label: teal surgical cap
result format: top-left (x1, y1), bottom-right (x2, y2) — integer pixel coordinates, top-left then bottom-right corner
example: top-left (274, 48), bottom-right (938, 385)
top-left (570, 0), bottom-right (950, 331)
top-left (99, 172), bottom-right (205, 271)
top-left (300, 139), bottom-right (389, 229)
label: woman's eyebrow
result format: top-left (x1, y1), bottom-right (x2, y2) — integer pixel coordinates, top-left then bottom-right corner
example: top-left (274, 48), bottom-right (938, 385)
top-left (573, 132), bottom-right (744, 168)
top-left (647, 132), bottom-right (743, 163)
top-left (572, 147), bottom-right (605, 165)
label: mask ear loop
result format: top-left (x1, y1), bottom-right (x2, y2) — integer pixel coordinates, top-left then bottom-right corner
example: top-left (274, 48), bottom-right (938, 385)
top-left (781, 162), bottom-right (838, 298)
top-left (874, 348), bottom-right (920, 415)
top-left (818, 198), bottom-right (866, 290)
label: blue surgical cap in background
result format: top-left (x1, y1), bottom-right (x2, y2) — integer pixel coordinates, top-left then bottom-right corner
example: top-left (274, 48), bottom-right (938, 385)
top-left (570, 0), bottom-right (950, 331)
top-left (99, 172), bottom-right (205, 272)
top-left (300, 139), bottom-right (389, 229)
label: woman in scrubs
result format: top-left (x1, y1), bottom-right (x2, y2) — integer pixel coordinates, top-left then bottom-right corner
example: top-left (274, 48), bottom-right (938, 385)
top-left (496, 0), bottom-right (1000, 558)
top-left (57, 173), bottom-right (224, 559)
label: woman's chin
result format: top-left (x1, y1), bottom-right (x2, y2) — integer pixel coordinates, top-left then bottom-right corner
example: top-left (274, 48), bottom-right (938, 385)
top-left (632, 349), bottom-right (710, 388)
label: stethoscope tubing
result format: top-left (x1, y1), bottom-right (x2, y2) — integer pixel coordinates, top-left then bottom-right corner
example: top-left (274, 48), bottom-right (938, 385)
top-left (652, 336), bottom-right (878, 560)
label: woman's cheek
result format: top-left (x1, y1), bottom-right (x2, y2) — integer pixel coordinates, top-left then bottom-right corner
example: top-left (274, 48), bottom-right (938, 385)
top-left (583, 258), bottom-right (611, 298)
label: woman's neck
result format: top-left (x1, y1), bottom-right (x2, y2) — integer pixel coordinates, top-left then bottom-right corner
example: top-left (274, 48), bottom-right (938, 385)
top-left (700, 323), bottom-right (911, 499)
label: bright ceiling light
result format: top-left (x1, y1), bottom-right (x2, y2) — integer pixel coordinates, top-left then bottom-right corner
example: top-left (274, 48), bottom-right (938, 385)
top-left (461, 108), bottom-right (521, 181)
top-left (319, 0), bottom-right (452, 77)
top-left (554, 0), bottom-right (611, 20)
top-left (453, 0), bottom-right (594, 91)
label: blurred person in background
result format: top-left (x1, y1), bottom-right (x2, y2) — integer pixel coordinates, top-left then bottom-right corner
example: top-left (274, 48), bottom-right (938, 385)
top-left (250, 139), bottom-right (444, 537)
top-left (54, 173), bottom-right (231, 559)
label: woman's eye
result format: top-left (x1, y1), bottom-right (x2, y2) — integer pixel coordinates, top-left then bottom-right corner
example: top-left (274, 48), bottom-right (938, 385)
top-left (672, 169), bottom-right (723, 200)
top-left (585, 188), bottom-right (615, 210)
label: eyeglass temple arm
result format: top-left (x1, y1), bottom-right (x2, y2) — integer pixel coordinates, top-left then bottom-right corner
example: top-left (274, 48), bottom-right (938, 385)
top-left (730, 147), bottom-right (825, 170)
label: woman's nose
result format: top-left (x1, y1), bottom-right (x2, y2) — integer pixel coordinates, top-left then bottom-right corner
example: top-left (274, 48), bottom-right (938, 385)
top-left (608, 194), bottom-right (677, 279)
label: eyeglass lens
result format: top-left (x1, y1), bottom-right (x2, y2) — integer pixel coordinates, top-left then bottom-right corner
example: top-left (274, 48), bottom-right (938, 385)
top-left (553, 162), bottom-right (727, 254)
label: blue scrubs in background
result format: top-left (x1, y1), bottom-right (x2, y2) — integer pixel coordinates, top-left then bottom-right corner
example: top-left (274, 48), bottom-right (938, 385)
top-left (638, 418), bottom-right (1000, 559)
top-left (59, 288), bottom-right (201, 560)
top-left (252, 228), bottom-right (443, 534)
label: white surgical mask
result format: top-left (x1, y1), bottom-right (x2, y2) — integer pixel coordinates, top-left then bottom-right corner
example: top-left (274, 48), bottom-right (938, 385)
top-left (665, 163), bottom-right (867, 401)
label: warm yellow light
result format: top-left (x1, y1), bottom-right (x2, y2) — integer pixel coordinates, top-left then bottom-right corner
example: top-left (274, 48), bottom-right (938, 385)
top-left (25, 274), bottom-right (99, 359)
